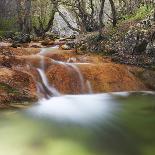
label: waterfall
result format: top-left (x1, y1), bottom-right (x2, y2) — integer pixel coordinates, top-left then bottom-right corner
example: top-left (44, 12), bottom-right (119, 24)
top-left (37, 69), bottom-right (60, 98)
top-left (39, 45), bottom-right (59, 55)
top-left (66, 63), bottom-right (85, 93)
top-left (36, 52), bottom-right (61, 98)
top-left (86, 80), bottom-right (93, 94)
top-left (54, 60), bottom-right (93, 94)
top-left (36, 46), bottom-right (93, 98)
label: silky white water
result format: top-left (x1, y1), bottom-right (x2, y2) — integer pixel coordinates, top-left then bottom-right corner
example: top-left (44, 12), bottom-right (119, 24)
top-left (28, 93), bottom-right (117, 125)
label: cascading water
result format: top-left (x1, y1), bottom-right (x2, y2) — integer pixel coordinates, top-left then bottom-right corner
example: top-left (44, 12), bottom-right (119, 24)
top-left (31, 46), bottom-right (99, 124)
top-left (38, 46), bottom-right (93, 95)
top-left (66, 63), bottom-right (85, 93)
top-left (0, 47), bottom-right (155, 155)
top-left (37, 68), bottom-right (60, 98)
top-left (36, 49), bottom-right (61, 98)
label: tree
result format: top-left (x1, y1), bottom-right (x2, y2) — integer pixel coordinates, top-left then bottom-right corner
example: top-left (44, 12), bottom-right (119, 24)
top-left (16, 0), bottom-right (32, 34)
top-left (109, 0), bottom-right (117, 27)
top-left (59, 0), bottom-right (100, 33)
top-left (32, 0), bottom-right (58, 37)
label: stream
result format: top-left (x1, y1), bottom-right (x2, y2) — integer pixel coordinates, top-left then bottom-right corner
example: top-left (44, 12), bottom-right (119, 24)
top-left (0, 47), bottom-right (155, 155)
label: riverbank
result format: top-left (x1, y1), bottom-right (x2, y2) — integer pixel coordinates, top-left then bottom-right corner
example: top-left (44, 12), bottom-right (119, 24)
top-left (0, 42), bottom-right (155, 107)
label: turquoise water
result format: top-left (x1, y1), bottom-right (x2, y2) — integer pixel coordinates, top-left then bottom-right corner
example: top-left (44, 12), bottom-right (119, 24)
top-left (0, 92), bottom-right (155, 155)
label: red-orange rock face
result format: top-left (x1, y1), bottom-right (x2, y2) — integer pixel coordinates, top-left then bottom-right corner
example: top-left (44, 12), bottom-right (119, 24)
top-left (0, 45), bottom-right (153, 107)
top-left (46, 62), bottom-right (147, 94)
top-left (0, 68), bottom-right (37, 105)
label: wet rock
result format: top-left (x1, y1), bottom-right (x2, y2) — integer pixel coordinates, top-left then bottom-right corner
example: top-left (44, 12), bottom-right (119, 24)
top-left (41, 40), bottom-right (55, 46)
top-left (0, 68), bottom-right (37, 105)
top-left (135, 69), bottom-right (155, 90)
top-left (11, 34), bottom-right (31, 48)
top-left (0, 41), bottom-right (13, 47)
top-left (29, 42), bottom-right (43, 48)
top-left (13, 34), bottom-right (31, 44)
top-left (47, 63), bottom-right (83, 94)
top-left (46, 62), bottom-right (147, 94)
top-left (4, 31), bottom-right (15, 39)
top-left (0, 46), bottom-right (153, 106)
top-left (61, 44), bottom-right (71, 50)
top-left (0, 47), bottom-right (40, 56)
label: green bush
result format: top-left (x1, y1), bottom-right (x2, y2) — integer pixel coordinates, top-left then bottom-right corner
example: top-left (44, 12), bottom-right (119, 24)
top-left (0, 31), bottom-right (6, 37)
top-left (122, 4), bottom-right (153, 21)
top-left (0, 17), bottom-right (18, 31)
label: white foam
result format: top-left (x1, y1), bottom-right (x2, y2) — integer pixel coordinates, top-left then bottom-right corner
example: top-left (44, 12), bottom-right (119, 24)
top-left (28, 94), bottom-right (115, 125)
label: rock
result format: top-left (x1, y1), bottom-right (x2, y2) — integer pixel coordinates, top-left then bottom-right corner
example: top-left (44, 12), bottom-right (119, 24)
top-left (67, 57), bottom-right (77, 63)
top-left (0, 47), bottom-right (40, 56)
top-left (4, 31), bottom-right (15, 39)
top-left (0, 42), bottom-right (12, 47)
top-left (0, 46), bottom-right (154, 106)
top-left (54, 40), bottom-right (66, 46)
top-left (0, 68), bottom-right (37, 105)
top-left (133, 40), bottom-right (148, 54)
top-left (61, 44), bottom-right (71, 50)
top-left (11, 34), bottom-right (31, 48)
top-left (13, 34), bottom-right (31, 44)
top-left (46, 62), bottom-right (147, 94)
top-left (29, 42), bottom-right (43, 48)
top-left (41, 40), bottom-right (55, 46)
top-left (66, 40), bottom-right (76, 49)
top-left (135, 69), bottom-right (155, 90)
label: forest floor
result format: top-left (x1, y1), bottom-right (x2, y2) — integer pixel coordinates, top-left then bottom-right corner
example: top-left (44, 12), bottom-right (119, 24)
top-left (74, 6), bottom-right (155, 68)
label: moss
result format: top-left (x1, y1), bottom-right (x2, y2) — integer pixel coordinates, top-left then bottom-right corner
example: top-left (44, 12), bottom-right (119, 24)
top-left (0, 31), bottom-right (5, 37)
top-left (0, 17), bottom-right (18, 32)
top-left (0, 83), bottom-right (19, 95)
top-left (121, 4), bottom-right (153, 22)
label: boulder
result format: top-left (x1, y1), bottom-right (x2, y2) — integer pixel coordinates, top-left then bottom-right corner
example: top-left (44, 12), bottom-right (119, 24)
top-left (60, 44), bottom-right (71, 50)
top-left (46, 62), bottom-right (147, 94)
top-left (0, 68), bottom-right (37, 106)
top-left (41, 40), bottom-right (55, 46)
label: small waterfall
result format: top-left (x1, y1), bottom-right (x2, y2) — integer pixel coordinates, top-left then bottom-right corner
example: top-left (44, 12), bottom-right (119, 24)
top-left (54, 60), bottom-right (87, 93)
top-left (66, 63), bottom-right (85, 93)
top-left (36, 54), bottom-right (60, 98)
top-left (86, 80), bottom-right (93, 94)
top-left (36, 46), bottom-right (93, 98)
top-left (66, 63), bottom-right (93, 94)
top-left (39, 45), bottom-right (59, 55)
top-left (37, 69), bottom-right (60, 98)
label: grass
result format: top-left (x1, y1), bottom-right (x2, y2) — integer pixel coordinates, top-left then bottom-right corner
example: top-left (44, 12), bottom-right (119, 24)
top-left (121, 4), bottom-right (153, 22)
top-left (0, 83), bottom-right (19, 94)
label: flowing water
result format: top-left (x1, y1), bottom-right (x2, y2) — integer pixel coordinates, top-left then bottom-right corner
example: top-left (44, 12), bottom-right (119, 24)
top-left (1, 47), bottom-right (155, 155)
top-left (39, 46), bottom-right (92, 94)
top-left (1, 92), bottom-right (155, 155)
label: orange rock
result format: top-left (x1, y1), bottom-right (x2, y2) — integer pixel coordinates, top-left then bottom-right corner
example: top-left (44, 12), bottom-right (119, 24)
top-left (78, 63), bottom-right (147, 93)
top-left (46, 62), bottom-right (147, 94)
top-left (0, 68), bottom-right (37, 105)
top-left (0, 47), bottom-right (40, 56)
top-left (0, 46), bottom-right (152, 105)
top-left (41, 40), bottom-right (55, 46)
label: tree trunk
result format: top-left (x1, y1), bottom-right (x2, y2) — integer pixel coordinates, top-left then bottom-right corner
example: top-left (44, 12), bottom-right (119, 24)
top-left (99, 0), bottom-right (105, 37)
top-left (16, 0), bottom-right (32, 34)
top-left (33, 0), bottom-right (58, 37)
top-left (109, 0), bottom-right (117, 27)
top-left (23, 0), bottom-right (32, 34)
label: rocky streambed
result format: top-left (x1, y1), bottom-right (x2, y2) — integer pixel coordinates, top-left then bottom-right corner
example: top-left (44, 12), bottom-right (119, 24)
top-left (0, 43), bottom-right (155, 108)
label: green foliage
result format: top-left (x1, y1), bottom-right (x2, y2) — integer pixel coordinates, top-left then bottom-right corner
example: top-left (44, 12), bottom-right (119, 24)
top-left (31, 0), bottom-right (53, 29)
top-left (122, 5), bottom-right (153, 21)
top-left (0, 31), bottom-right (6, 37)
top-left (0, 17), bottom-right (17, 31)
top-left (0, 83), bottom-right (19, 94)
